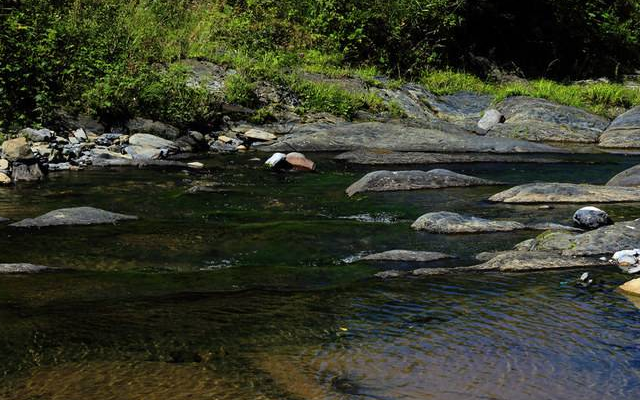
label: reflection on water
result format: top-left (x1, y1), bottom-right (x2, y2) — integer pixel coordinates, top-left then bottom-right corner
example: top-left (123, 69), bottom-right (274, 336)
top-left (2, 153), bottom-right (640, 399)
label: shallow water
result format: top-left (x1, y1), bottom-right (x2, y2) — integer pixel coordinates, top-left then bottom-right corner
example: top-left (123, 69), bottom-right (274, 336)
top-left (1, 153), bottom-right (640, 399)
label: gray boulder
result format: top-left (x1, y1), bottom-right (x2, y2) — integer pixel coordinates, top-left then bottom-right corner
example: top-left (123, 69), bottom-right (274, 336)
top-left (599, 106), bottom-right (640, 148)
top-left (20, 128), bottom-right (54, 142)
top-left (128, 133), bottom-right (178, 150)
top-left (360, 250), bottom-right (453, 262)
top-left (262, 122), bottom-right (565, 153)
top-left (489, 182), bottom-right (640, 203)
top-left (573, 206), bottom-right (612, 229)
top-left (10, 207), bottom-right (138, 228)
top-left (346, 169), bottom-right (499, 196)
top-left (0, 263), bottom-right (50, 273)
top-left (411, 211), bottom-right (525, 233)
top-left (126, 118), bottom-right (180, 140)
top-left (607, 164), bottom-right (640, 187)
top-left (487, 97), bottom-right (609, 143)
top-left (335, 149), bottom-right (565, 165)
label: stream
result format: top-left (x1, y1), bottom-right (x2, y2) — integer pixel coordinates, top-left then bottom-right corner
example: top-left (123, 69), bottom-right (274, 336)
top-left (1, 153), bottom-right (640, 399)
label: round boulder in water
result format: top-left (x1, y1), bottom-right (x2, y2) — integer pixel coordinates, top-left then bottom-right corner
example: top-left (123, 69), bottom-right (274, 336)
top-left (572, 206), bottom-right (612, 229)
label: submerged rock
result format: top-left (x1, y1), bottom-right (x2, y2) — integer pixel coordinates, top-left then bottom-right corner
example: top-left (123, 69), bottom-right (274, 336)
top-left (488, 96), bottom-right (609, 143)
top-left (599, 106), bottom-right (640, 148)
top-left (262, 122), bottom-right (565, 153)
top-left (489, 182), bottom-right (640, 203)
top-left (346, 169), bottom-right (499, 196)
top-left (606, 164), bottom-right (640, 187)
top-left (573, 206), bottom-right (612, 229)
top-left (11, 207), bottom-right (138, 228)
top-left (411, 211), bottom-right (525, 233)
top-left (360, 250), bottom-right (453, 262)
top-left (334, 149), bottom-right (566, 165)
top-left (374, 270), bottom-right (408, 279)
top-left (0, 263), bottom-right (50, 273)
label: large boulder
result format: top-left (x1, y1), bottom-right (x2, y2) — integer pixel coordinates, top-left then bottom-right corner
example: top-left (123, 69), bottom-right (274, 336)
top-left (360, 250), bottom-right (453, 262)
top-left (486, 96), bottom-right (609, 143)
top-left (128, 133), bottom-right (178, 150)
top-left (262, 122), bottom-right (565, 153)
top-left (334, 149), bottom-right (565, 165)
top-left (346, 169), bottom-right (499, 197)
top-left (573, 206), bottom-right (612, 229)
top-left (599, 106), bottom-right (640, 148)
top-left (620, 278), bottom-right (640, 296)
top-left (1, 137), bottom-right (34, 161)
top-left (126, 118), bottom-right (180, 140)
top-left (411, 211), bottom-right (525, 233)
top-left (607, 164), bottom-right (640, 187)
top-left (10, 207), bottom-right (138, 228)
top-left (489, 182), bottom-right (640, 203)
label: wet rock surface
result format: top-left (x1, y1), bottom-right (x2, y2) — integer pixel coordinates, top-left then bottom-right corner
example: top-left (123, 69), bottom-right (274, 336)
top-left (360, 250), bottom-right (453, 262)
top-left (10, 207), bottom-right (138, 228)
top-left (346, 169), bottom-right (499, 196)
top-left (489, 182), bottom-right (640, 203)
top-left (335, 149), bottom-right (566, 165)
top-left (599, 106), bottom-right (640, 148)
top-left (411, 211), bottom-right (526, 233)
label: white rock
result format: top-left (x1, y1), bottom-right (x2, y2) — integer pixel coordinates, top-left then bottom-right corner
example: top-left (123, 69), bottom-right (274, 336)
top-left (477, 109), bottom-right (504, 131)
top-left (265, 153), bottom-right (286, 168)
top-left (0, 159), bottom-right (9, 170)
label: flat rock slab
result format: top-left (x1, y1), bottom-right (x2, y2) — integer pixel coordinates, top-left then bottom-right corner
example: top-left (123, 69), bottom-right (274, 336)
top-left (489, 182), bottom-right (640, 203)
top-left (410, 251), bottom-right (607, 277)
top-left (11, 207), bottom-right (138, 228)
top-left (263, 122), bottom-right (565, 153)
top-left (607, 164), bottom-right (640, 187)
top-left (599, 106), bottom-right (640, 148)
top-left (346, 169), bottom-right (499, 196)
top-left (472, 251), bottom-right (608, 272)
top-left (488, 96), bottom-right (609, 143)
top-left (335, 149), bottom-right (566, 165)
top-left (0, 263), bottom-right (50, 273)
top-left (411, 211), bottom-right (525, 233)
top-left (360, 250), bottom-right (453, 262)
top-left (535, 219), bottom-right (640, 257)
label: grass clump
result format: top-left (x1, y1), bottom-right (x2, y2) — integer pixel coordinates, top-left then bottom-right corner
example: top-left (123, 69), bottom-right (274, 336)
top-left (421, 70), bottom-right (640, 118)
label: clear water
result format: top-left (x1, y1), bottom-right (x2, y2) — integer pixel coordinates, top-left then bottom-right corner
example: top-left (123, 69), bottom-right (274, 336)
top-left (1, 153), bottom-right (640, 399)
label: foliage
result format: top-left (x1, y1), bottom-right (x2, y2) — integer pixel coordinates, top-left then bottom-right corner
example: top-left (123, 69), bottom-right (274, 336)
top-left (1, 0), bottom-right (640, 129)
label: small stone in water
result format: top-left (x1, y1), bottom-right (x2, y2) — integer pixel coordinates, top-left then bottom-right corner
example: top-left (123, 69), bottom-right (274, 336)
top-left (265, 153), bottom-right (286, 168)
top-left (187, 162), bottom-right (204, 170)
top-left (0, 159), bottom-right (9, 170)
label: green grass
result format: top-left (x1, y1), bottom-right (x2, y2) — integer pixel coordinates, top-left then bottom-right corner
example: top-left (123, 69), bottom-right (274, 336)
top-left (421, 70), bottom-right (640, 118)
